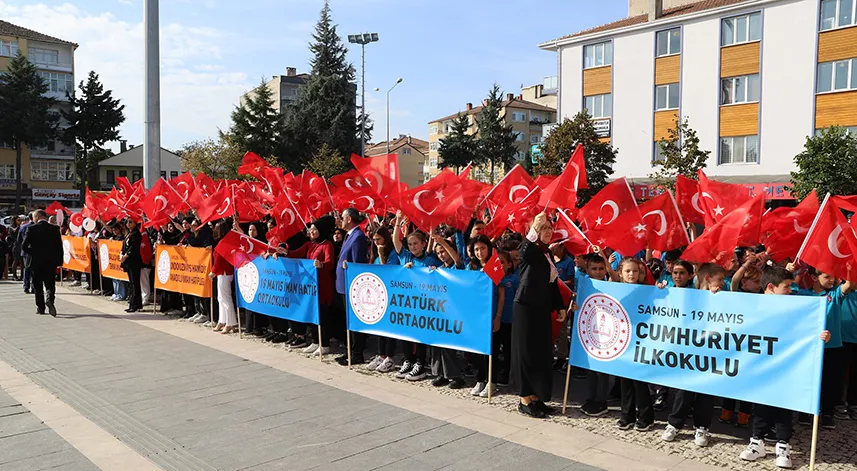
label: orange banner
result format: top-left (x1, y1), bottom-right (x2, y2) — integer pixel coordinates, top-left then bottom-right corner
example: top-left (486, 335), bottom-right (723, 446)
top-left (154, 245), bottom-right (212, 298)
top-left (98, 239), bottom-right (129, 281)
top-left (62, 236), bottom-right (91, 273)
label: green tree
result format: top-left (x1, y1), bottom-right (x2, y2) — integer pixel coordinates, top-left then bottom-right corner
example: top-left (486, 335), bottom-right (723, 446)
top-left (62, 71), bottom-right (125, 203)
top-left (282, 0), bottom-right (358, 170)
top-left (0, 53), bottom-right (59, 211)
top-left (179, 134), bottom-right (245, 180)
top-left (648, 117), bottom-right (709, 192)
top-left (227, 79), bottom-right (285, 162)
top-left (438, 113), bottom-right (477, 172)
top-left (791, 126), bottom-right (857, 200)
top-left (476, 84), bottom-right (518, 183)
top-left (537, 111), bottom-right (618, 205)
top-left (305, 143), bottom-right (350, 179)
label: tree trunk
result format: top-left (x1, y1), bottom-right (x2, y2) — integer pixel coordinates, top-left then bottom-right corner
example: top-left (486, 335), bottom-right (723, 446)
top-left (14, 142), bottom-right (22, 213)
top-left (78, 146), bottom-right (88, 206)
top-left (490, 159), bottom-right (495, 185)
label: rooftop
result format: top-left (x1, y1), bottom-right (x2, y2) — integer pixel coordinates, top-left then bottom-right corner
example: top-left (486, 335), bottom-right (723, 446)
top-left (430, 97), bottom-right (556, 124)
top-left (365, 135), bottom-right (429, 156)
top-left (0, 20), bottom-right (78, 48)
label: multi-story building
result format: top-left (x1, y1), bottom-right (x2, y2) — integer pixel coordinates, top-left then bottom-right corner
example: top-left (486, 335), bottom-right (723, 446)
top-left (96, 141), bottom-right (182, 191)
top-left (427, 94), bottom-right (556, 183)
top-left (540, 0), bottom-right (852, 201)
top-left (522, 76), bottom-right (559, 110)
top-left (365, 135), bottom-right (429, 188)
top-left (239, 67), bottom-right (311, 115)
top-left (0, 20), bottom-right (77, 210)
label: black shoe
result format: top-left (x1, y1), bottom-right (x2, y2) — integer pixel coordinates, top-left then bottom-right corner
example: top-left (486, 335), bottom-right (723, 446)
top-left (36, 309), bottom-right (45, 315)
top-left (581, 401), bottom-right (609, 417)
top-left (431, 377), bottom-right (451, 387)
top-left (634, 420), bottom-right (654, 432)
top-left (518, 402), bottom-right (546, 419)
top-left (271, 334), bottom-right (288, 344)
top-left (47, 303), bottom-right (56, 317)
top-left (652, 395), bottom-right (667, 411)
top-left (616, 418), bottom-right (634, 430)
top-left (125, 308), bottom-right (138, 313)
top-left (553, 358), bottom-right (567, 371)
top-left (797, 413), bottom-right (812, 426)
top-left (822, 415), bottom-right (836, 429)
top-left (448, 377), bottom-right (466, 389)
top-left (264, 332), bottom-right (279, 342)
top-left (534, 401), bottom-right (556, 415)
top-left (461, 364), bottom-right (475, 377)
top-left (335, 354), bottom-right (364, 366)
top-left (182, 312), bottom-right (195, 319)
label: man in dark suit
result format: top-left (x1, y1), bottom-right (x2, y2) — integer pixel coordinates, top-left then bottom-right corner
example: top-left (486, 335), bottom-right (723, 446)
top-left (22, 209), bottom-right (63, 316)
top-left (335, 207), bottom-right (370, 365)
top-left (17, 212), bottom-right (34, 293)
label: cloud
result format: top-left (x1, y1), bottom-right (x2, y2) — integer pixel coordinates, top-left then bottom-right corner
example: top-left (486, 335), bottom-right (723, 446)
top-left (0, 2), bottom-right (252, 151)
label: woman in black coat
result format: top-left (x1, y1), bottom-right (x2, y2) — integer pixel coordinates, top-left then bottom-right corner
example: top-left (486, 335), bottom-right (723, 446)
top-left (511, 212), bottom-right (568, 419)
top-left (120, 218), bottom-right (143, 313)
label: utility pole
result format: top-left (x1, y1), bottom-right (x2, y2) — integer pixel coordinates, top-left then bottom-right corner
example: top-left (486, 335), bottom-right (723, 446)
top-left (144, 0), bottom-right (161, 189)
top-left (386, 78), bottom-right (402, 154)
top-left (347, 33), bottom-right (378, 157)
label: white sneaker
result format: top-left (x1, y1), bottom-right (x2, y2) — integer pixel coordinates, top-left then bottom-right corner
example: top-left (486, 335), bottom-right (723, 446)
top-left (193, 315), bottom-right (208, 324)
top-left (739, 438), bottom-right (766, 461)
top-left (479, 383), bottom-right (496, 398)
top-left (366, 356), bottom-right (383, 371)
top-left (694, 427), bottom-right (711, 447)
top-left (302, 343), bottom-right (319, 354)
top-left (470, 382), bottom-right (486, 396)
top-left (203, 321), bottom-right (213, 327)
top-left (661, 424), bottom-right (678, 442)
top-left (376, 357), bottom-right (395, 373)
top-left (309, 346), bottom-right (330, 357)
top-left (186, 313), bottom-right (201, 322)
top-left (395, 360), bottom-right (412, 379)
top-left (775, 442), bottom-right (792, 468)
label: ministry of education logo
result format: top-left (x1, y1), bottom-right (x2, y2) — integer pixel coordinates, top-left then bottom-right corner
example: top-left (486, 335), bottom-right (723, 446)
top-left (62, 239), bottom-right (71, 265)
top-left (236, 262), bottom-right (259, 304)
top-left (156, 249), bottom-right (171, 285)
top-left (99, 243), bottom-right (109, 271)
top-left (577, 293), bottom-right (631, 362)
top-left (349, 272), bottom-right (387, 325)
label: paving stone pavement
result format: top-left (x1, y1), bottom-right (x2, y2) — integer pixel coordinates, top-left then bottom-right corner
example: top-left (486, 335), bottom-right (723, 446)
top-left (0, 281), bottom-right (601, 471)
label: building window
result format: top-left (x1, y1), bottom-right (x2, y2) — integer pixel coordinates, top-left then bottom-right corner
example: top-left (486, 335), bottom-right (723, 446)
top-left (160, 171), bottom-right (166, 179)
top-left (721, 74), bottom-right (761, 104)
top-left (170, 171), bottom-right (178, 179)
top-left (821, 0), bottom-right (856, 31)
top-left (442, 121), bottom-right (454, 134)
top-left (430, 124), bottom-right (438, 135)
top-left (721, 12), bottom-right (762, 46)
top-left (656, 28), bottom-right (681, 56)
top-left (655, 83), bottom-right (680, 110)
top-left (429, 142), bottom-right (438, 151)
top-left (513, 132), bottom-right (525, 142)
top-left (515, 151), bottom-right (526, 161)
top-left (39, 72), bottom-right (74, 93)
top-left (132, 170), bottom-right (141, 181)
top-left (29, 47), bottom-right (59, 64)
top-left (511, 111), bottom-right (527, 122)
top-left (815, 126), bottom-right (857, 135)
top-left (119, 170), bottom-right (127, 178)
top-left (584, 93), bottom-right (612, 119)
top-left (31, 161), bottom-right (74, 181)
top-left (719, 135), bottom-right (759, 164)
top-left (584, 41), bottom-right (612, 69)
top-left (530, 134), bottom-right (541, 144)
top-left (0, 164), bottom-right (15, 179)
top-left (0, 40), bottom-right (17, 57)
top-left (653, 144), bottom-right (666, 164)
top-left (106, 170), bottom-right (115, 184)
top-left (817, 58), bottom-right (857, 92)
top-left (401, 148), bottom-right (412, 155)
top-left (429, 158), bottom-right (437, 167)
top-left (0, 140), bottom-right (13, 149)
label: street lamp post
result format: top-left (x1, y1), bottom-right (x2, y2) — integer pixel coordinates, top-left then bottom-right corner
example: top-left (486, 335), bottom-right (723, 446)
top-left (347, 33), bottom-right (378, 157)
top-left (386, 78), bottom-right (403, 154)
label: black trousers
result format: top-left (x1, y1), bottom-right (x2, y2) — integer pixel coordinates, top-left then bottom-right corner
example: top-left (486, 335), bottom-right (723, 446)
top-left (842, 342), bottom-right (857, 407)
top-left (752, 404), bottom-right (793, 442)
top-left (668, 390), bottom-right (714, 429)
top-left (620, 378), bottom-right (654, 424)
top-left (183, 293), bottom-right (196, 315)
top-left (402, 341), bottom-right (427, 364)
top-left (335, 294), bottom-right (365, 354)
top-left (159, 290), bottom-right (182, 312)
top-left (476, 325), bottom-right (512, 383)
top-left (722, 398), bottom-right (753, 414)
top-left (32, 266), bottom-right (56, 313)
top-left (377, 335), bottom-right (396, 357)
top-left (821, 347), bottom-right (846, 416)
top-left (126, 266), bottom-right (142, 310)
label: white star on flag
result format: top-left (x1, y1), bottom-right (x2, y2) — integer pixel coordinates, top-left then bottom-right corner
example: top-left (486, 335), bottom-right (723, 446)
top-left (633, 223), bottom-right (647, 233)
top-left (713, 205), bottom-right (725, 216)
top-left (595, 217), bottom-right (603, 226)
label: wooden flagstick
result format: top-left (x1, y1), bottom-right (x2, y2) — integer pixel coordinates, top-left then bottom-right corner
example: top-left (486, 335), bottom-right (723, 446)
top-left (152, 287), bottom-right (158, 314)
top-left (561, 362), bottom-right (572, 415)
top-left (346, 330), bottom-right (352, 369)
top-left (809, 414), bottom-right (820, 471)
top-left (318, 325), bottom-right (323, 362)
top-left (487, 355), bottom-right (494, 404)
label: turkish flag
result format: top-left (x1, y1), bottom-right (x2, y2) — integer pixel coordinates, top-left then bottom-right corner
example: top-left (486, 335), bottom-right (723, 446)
top-left (301, 170), bottom-right (335, 218)
top-left (143, 178), bottom-right (181, 226)
top-left (169, 171), bottom-right (196, 202)
top-left (486, 164), bottom-right (535, 210)
top-left (46, 201), bottom-right (70, 216)
top-left (833, 195), bottom-right (857, 213)
top-left (676, 175), bottom-right (704, 225)
top-left (215, 230), bottom-right (271, 268)
top-left (483, 187), bottom-right (543, 239)
top-left (681, 194), bottom-right (766, 268)
top-left (637, 192), bottom-right (690, 252)
top-left (114, 176), bottom-right (134, 199)
top-left (697, 170), bottom-right (750, 226)
top-left (539, 143), bottom-right (586, 211)
top-left (196, 185), bottom-right (235, 225)
top-left (577, 177), bottom-right (638, 236)
top-left (763, 190), bottom-right (819, 262)
top-left (399, 169), bottom-right (460, 232)
top-left (554, 209), bottom-right (594, 256)
top-left (233, 183), bottom-right (268, 223)
top-left (459, 163), bottom-right (472, 179)
top-left (271, 193), bottom-right (305, 243)
top-left (237, 152), bottom-right (270, 179)
top-left (796, 195), bottom-right (857, 282)
top-left (534, 175), bottom-right (557, 190)
top-left (351, 153), bottom-right (403, 204)
top-left (483, 252), bottom-right (505, 285)
top-left (442, 178), bottom-right (492, 231)
top-left (329, 170), bottom-right (383, 216)
top-left (82, 188), bottom-right (104, 220)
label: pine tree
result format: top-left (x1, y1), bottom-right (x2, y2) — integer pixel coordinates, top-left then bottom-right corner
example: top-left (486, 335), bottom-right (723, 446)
top-left (0, 53), bottom-right (59, 211)
top-left (648, 117), bottom-right (709, 192)
top-left (438, 113), bottom-right (477, 171)
top-left (537, 111), bottom-right (618, 205)
top-left (227, 79), bottom-right (285, 162)
top-left (306, 143), bottom-right (350, 178)
top-left (62, 71), bottom-right (125, 203)
top-left (791, 126), bottom-right (857, 199)
top-left (476, 84), bottom-right (518, 183)
top-left (282, 0), bottom-right (358, 170)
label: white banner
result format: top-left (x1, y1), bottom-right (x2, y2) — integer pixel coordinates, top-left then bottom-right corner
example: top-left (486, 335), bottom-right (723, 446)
top-left (32, 188), bottom-right (80, 201)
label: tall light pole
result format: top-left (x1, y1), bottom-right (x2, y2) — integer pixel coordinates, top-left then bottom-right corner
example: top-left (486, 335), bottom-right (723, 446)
top-left (386, 78), bottom-right (403, 154)
top-left (143, 0), bottom-right (161, 189)
top-left (347, 33), bottom-right (378, 157)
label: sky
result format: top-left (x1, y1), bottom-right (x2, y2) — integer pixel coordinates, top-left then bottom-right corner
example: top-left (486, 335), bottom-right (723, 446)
top-left (0, 0), bottom-right (628, 153)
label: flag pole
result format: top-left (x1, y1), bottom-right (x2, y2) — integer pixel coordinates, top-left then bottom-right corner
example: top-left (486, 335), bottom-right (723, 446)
top-left (562, 362), bottom-right (572, 415)
top-left (809, 414), bottom-right (820, 471)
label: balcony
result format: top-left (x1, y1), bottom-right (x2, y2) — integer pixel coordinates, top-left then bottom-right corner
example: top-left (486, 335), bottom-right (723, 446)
top-left (35, 60), bottom-right (73, 74)
top-left (543, 76), bottom-right (558, 95)
top-left (31, 146), bottom-right (75, 160)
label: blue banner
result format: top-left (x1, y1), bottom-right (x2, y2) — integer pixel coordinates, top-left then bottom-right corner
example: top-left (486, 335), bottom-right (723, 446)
top-left (570, 278), bottom-right (826, 414)
top-left (345, 264), bottom-right (493, 354)
top-left (234, 257), bottom-right (320, 324)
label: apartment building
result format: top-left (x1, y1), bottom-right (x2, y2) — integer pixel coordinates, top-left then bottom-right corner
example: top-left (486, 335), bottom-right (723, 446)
top-left (239, 67), bottom-right (311, 115)
top-left (365, 135), bottom-right (429, 188)
top-left (0, 20), bottom-right (77, 209)
top-left (427, 94), bottom-right (556, 183)
top-left (540, 0), bottom-right (853, 200)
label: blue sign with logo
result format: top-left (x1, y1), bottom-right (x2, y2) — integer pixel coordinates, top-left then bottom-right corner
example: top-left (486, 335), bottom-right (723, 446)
top-left (570, 278), bottom-right (827, 414)
top-left (345, 264), bottom-right (493, 354)
top-left (234, 257), bottom-right (320, 324)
